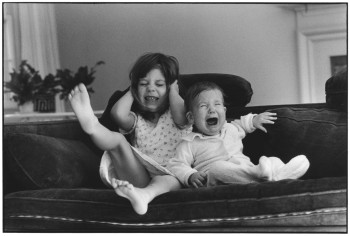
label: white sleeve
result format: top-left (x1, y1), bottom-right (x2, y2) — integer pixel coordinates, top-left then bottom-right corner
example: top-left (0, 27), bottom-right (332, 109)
top-left (231, 113), bottom-right (257, 134)
top-left (118, 111), bottom-right (137, 135)
top-left (167, 141), bottom-right (197, 187)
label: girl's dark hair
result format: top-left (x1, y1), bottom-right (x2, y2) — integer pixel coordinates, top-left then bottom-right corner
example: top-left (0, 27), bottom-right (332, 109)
top-left (185, 81), bottom-right (225, 112)
top-left (129, 52), bottom-right (179, 119)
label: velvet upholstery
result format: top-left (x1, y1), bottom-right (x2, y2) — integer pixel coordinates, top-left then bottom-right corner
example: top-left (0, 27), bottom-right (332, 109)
top-left (4, 133), bottom-right (104, 191)
top-left (3, 73), bottom-right (347, 232)
top-left (325, 67), bottom-right (348, 111)
top-left (4, 103), bottom-right (347, 232)
top-left (4, 177), bottom-right (346, 232)
top-left (264, 107), bottom-right (347, 179)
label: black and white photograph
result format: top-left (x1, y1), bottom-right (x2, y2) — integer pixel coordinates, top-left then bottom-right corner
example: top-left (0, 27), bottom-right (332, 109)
top-left (3, 2), bottom-right (347, 233)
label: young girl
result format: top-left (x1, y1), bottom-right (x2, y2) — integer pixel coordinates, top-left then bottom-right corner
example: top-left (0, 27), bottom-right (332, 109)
top-left (69, 53), bottom-right (191, 215)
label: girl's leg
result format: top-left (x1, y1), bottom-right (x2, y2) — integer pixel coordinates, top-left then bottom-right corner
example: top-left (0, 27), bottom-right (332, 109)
top-left (69, 83), bottom-right (123, 150)
top-left (70, 83), bottom-right (150, 187)
top-left (107, 141), bottom-right (150, 187)
top-left (111, 175), bottom-right (181, 215)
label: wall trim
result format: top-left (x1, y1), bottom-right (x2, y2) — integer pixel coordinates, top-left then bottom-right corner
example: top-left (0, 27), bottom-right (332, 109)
top-left (297, 26), bottom-right (346, 103)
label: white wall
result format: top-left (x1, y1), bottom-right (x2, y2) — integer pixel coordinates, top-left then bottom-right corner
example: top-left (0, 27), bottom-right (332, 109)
top-left (294, 4), bottom-right (347, 103)
top-left (55, 3), bottom-right (300, 110)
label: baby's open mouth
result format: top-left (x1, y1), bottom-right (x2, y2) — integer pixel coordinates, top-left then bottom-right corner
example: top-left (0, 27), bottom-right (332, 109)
top-left (206, 117), bottom-right (218, 126)
top-left (145, 96), bottom-right (159, 101)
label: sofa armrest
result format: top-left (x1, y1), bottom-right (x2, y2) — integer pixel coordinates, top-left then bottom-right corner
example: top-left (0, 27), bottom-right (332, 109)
top-left (4, 121), bottom-right (105, 194)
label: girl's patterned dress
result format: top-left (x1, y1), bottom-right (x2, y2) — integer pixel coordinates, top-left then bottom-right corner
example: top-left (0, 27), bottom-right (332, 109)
top-left (99, 109), bottom-right (191, 186)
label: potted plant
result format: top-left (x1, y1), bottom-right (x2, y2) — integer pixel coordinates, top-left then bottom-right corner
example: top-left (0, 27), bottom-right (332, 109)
top-left (5, 60), bottom-right (105, 113)
top-left (56, 61), bottom-right (105, 100)
top-left (34, 73), bottom-right (61, 112)
top-left (4, 60), bottom-right (55, 113)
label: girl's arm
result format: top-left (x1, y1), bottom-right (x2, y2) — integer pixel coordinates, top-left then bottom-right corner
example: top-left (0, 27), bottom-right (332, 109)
top-left (110, 89), bottom-right (136, 131)
top-left (169, 81), bottom-right (187, 127)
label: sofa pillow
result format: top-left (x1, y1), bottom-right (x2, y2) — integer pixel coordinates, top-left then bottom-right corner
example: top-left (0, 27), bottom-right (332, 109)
top-left (325, 67), bottom-right (347, 111)
top-left (4, 133), bottom-right (104, 191)
top-left (178, 73), bottom-right (253, 107)
top-left (263, 107), bottom-right (347, 179)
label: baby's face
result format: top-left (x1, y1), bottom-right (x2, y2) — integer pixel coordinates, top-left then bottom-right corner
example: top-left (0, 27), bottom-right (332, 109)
top-left (188, 89), bottom-right (226, 136)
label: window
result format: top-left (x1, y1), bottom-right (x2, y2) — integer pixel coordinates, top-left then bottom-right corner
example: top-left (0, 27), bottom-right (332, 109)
top-left (3, 10), bottom-right (18, 111)
top-left (3, 3), bottom-right (65, 113)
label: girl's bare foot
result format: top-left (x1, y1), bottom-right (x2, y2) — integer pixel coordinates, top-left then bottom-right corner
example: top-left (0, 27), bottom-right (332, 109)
top-left (68, 83), bottom-right (98, 134)
top-left (111, 178), bottom-right (150, 215)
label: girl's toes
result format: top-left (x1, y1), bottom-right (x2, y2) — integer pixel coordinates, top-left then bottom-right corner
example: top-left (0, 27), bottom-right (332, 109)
top-left (111, 179), bottom-right (118, 188)
top-left (126, 183), bottom-right (133, 189)
top-left (78, 83), bottom-right (87, 92)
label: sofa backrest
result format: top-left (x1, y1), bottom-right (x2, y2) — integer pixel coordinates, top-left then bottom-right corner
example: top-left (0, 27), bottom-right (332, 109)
top-left (99, 73), bottom-right (253, 132)
top-left (3, 103), bottom-right (346, 194)
top-left (236, 105), bottom-right (347, 180)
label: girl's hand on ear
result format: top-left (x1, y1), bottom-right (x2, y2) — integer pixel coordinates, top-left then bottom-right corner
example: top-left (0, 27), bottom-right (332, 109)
top-left (170, 80), bottom-right (179, 93)
top-left (253, 112), bottom-right (277, 133)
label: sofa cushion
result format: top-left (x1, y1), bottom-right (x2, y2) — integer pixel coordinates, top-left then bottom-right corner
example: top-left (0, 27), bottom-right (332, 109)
top-left (263, 107), bottom-right (347, 179)
top-left (4, 177), bottom-right (346, 232)
top-left (4, 133), bottom-right (104, 191)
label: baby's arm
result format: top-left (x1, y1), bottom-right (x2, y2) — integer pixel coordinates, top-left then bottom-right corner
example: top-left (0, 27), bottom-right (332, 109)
top-left (188, 171), bottom-right (207, 188)
top-left (169, 81), bottom-right (187, 127)
top-left (167, 141), bottom-right (197, 187)
top-left (110, 89), bottom-right (136, 132)
top-left (232, 112), bottom-right (277, 135)
top-left (252, 112), bottom-right (277, 133)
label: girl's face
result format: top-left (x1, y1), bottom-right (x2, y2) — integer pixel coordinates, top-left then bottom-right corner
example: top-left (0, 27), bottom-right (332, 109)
top-left (187, 89), bottom-right (226, 136)
top-left (137, 68), bottom-right (168, 113)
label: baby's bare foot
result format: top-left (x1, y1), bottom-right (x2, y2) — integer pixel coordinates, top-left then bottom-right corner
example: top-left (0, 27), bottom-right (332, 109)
top-left (111, 178), bottom-right (149, 215)
top-left (69, 83), bottom-right (98, 134)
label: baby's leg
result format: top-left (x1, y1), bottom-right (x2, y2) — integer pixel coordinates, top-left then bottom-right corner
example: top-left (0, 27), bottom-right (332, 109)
top-left (258, 155), bottom-right (310, 181)
top-left (206, 160), bottom-right (260, 186)
top-left (272, 155), bottom-right (310, 180)
top-left (111, 175), bottom-right (181, 215)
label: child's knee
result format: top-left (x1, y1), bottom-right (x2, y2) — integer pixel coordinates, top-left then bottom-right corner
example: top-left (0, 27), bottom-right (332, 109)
top-left (208, 161), bottom-right (231, 173)
top-left (110, 133), bottom-right (128, 148)
top-left (207, 161), bottom-right (230, 182)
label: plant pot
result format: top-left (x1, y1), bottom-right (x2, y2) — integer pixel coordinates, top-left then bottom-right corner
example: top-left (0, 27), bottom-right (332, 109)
top-left (18, 101), bottom-right (34, 113)
top-left (34, 95), bottom-right (56, 113)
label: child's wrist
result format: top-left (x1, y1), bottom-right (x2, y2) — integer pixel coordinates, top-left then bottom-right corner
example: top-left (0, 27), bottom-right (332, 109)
top-left (169, 86), bottom-right (177, 94)
top-left (252, 114), bottom-right (258, 128)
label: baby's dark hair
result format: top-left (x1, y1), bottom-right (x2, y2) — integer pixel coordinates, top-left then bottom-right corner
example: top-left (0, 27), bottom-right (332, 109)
top-left (185, 81), bottom-right (226, 112)
top-left (129, 52), bottom-right (179, 119)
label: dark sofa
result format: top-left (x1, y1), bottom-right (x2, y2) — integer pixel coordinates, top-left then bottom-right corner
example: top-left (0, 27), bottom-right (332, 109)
top-left (3, 74), bottom-right (347, 232)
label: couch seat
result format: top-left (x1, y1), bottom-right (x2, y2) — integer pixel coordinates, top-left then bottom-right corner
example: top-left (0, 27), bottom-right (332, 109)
top-left (4, 176), bottom-right (346, 232)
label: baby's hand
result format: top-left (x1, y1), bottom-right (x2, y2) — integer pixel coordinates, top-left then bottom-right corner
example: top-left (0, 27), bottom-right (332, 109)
top-left (189, 171), bottom-right (207, 188)
top-left (170, 80), bottom-right (179, 93)
top-left (253, 112), bottom-right (277, 133)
